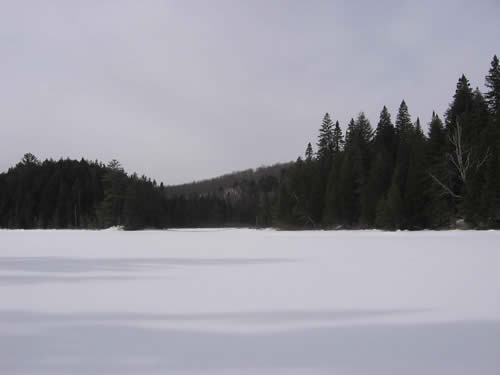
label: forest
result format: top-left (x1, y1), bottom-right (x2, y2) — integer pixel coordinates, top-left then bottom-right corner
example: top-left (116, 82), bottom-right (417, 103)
top-left (1, 55), bottom-right (499, 230)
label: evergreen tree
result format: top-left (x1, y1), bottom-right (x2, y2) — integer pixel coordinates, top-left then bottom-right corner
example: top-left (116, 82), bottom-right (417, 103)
top-left (360, 107), bottom-right (394, 225)
top-left (426, 112), bottom-right (447, 166)
top-left (337, 142), bottom-right (363, 226)
top-left (20, 153), bottom-right (40, 166)
top-left (403, 118), bottom-right (428, 228)
top-left (485, 55), bottom-right (500, 119)
top-left (374, 106), bottom-right (395, 157)
top-left (323, 122), bottom-right (344, 225)
top-left (426, 112), bottom-right (452, 227)
top-left (3, 55), bottom-right (500, 231)
top-left (395, 100), bottom-right (413, 136)
top-left (305, 142), bottom-right (314, 161)
top-left (445, 75), bottom-right (473, 133)
top-left (345, 118), bottom-right (356, 146)
top-left (332, 121), bottom-right (344, 153)
top-left (393, 100), bottom-right (414, 206)
top-left (346, 113), bottom-right (373, 149)
top-left (462, 89), bottom-right (496, 225)
top-left (470, 89), bottom-right (490, 138)
top-left (317, 113), bottom-right (334, 161)
top-left (484, 56), bottom-right (500, 225)
top-left (97, 160), bottom-right (128, 227)
top-left (336, 114), bottom-right (373, 226)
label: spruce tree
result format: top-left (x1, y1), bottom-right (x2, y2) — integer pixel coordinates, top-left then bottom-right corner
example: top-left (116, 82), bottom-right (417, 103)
top-left (395, 100), bottom-right (413, 137)
top-left (347, 112), bottom-right (373, 174)
top-left (445, 75), bottom-right (473, 133)
top-left (485, 55), bottom-right (500, 119)
top-left (332, 121), bottom-right (344, 153)
top-left (462, 89), bottom-right (495, 225)
top-left (317, 113), bottom-right (334, 161)
top-left (484, 56), bottom-right (500, 225)
top-left (426, 112), bottom-right (452, 227)
top-left (374, 105), bottom-right (396, 188)
top-left (323, 121), bottom-right (345, 225)
top-left (393, 100), bottom-right (414, 205)
top-left (315, 113), bottom-right (337, 222)
top-left (98, 160), bottom-right (127, 227)
top-left (344, 119), bottom-right (355, 146)
top-left (338, 142), bottom-right (363, 226)
top-left (360, 107), bottom-right (394, 226)
top-left (426, 112), bottom-right (446, 165)
top-left (403, 118), bottom-right (427, 228)
top-left (305, 143), bottom-right (314, 161)
top-left (374, 106), bottom-right (395, 157)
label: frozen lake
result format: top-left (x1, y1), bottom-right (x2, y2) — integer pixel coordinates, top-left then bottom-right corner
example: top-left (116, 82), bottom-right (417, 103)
top-left (1, 229), bottom-right (499, 374)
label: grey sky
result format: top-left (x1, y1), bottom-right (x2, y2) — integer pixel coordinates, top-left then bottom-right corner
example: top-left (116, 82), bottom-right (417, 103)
top-left (1, 1), bottom-right (498, 184)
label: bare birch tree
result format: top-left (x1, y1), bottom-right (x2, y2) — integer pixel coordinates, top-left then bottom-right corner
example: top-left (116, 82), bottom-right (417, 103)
top-left (429, 119), bottom-right (489, 199)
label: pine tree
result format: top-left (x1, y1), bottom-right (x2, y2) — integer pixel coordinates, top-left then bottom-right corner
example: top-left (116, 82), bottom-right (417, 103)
top-left (395, 100), bottom-right (413, 137)
top-left (427, 112), bottom-right (446, 166)
top-left (425, 112), bottom-right (452, 227)
top-left (332, 121), bottom-right (344, 153)
top-left (403, 118), bottom-right (427, 228)
top-left (374, 105), bottom-right (396, 188)
top-left (360, 107), bottom-right (394, 226)
top-left (305, 143), bottom-right (313, 161)
top-left (345, 118), bottom-right (356, 146)
top-left (374, 106), bottom-right (395, 157)
top-left (485, 55), bottom-right (500, 119)
top-left (445, 75), bottom-right (473, 133)
top-left (337, 142), bottom-right (363, 226)
top-left (317, 113), bottom-right (334, 161)
top-left (323, 121), bottom-right (345, 225)
top-left (415, 117), bottom-right (423, 136)
top-left (20, 153), bottom-right (40, 166)
top-left (484, 56), bottom-right (500, 226)
top-left (98, 160), bottom-right (127, 227)
top-left (462, 88), bottom-right (496, 226)
top-left (393, 100), bottom-right (414, 205)
top-left (346, 113), bottom-right (373, 148)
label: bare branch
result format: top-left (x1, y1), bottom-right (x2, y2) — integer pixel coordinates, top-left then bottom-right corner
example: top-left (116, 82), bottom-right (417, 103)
top-left (428, 172), bottom-right (461, 199)
top-left (431, 119), bottom-right (491, 200)
top-left (291, 191), bottom-right (316, 228)
top-left (476, 148), bottom-right (490, 170)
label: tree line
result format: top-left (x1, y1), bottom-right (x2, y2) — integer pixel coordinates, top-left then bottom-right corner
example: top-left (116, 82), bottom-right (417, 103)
top-left (0, 155), bottom-right (282, 229)
top-left (276, 55), bottom-right (500, 229)
top-left (1, 55), bottom-right (499, 230)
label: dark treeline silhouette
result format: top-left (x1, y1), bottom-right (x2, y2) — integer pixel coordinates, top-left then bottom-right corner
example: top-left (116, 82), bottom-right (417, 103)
top-left (275, 56), bottom-right (500, 229)
top-left (1, 55), bottom-right (499, 230)
top-left (0, 156), bottom-right (283, 230)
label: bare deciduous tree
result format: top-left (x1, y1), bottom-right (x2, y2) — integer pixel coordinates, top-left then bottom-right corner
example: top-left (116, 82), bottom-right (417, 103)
top-left (429, 119), bottom-right (489, 199)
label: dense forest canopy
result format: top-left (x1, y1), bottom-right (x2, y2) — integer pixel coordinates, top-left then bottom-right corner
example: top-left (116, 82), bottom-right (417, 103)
top-left (1, 55), bottom-right (499, 230)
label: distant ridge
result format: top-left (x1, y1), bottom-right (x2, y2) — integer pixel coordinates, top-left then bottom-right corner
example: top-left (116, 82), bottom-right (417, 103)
top-left (164, 162), bottom-right (292, 197)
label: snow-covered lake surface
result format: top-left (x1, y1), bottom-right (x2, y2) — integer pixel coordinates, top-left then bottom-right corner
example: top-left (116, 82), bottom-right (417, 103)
top-left (1, 229), bottom-right (499, 374)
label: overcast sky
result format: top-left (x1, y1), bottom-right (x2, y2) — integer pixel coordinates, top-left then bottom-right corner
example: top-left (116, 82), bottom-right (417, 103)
top-left (1, 1), bottom-right (498, 184)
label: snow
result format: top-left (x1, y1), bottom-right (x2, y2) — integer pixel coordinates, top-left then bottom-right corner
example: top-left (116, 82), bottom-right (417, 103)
top-left (1, 229), bottom-right (499, 374)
